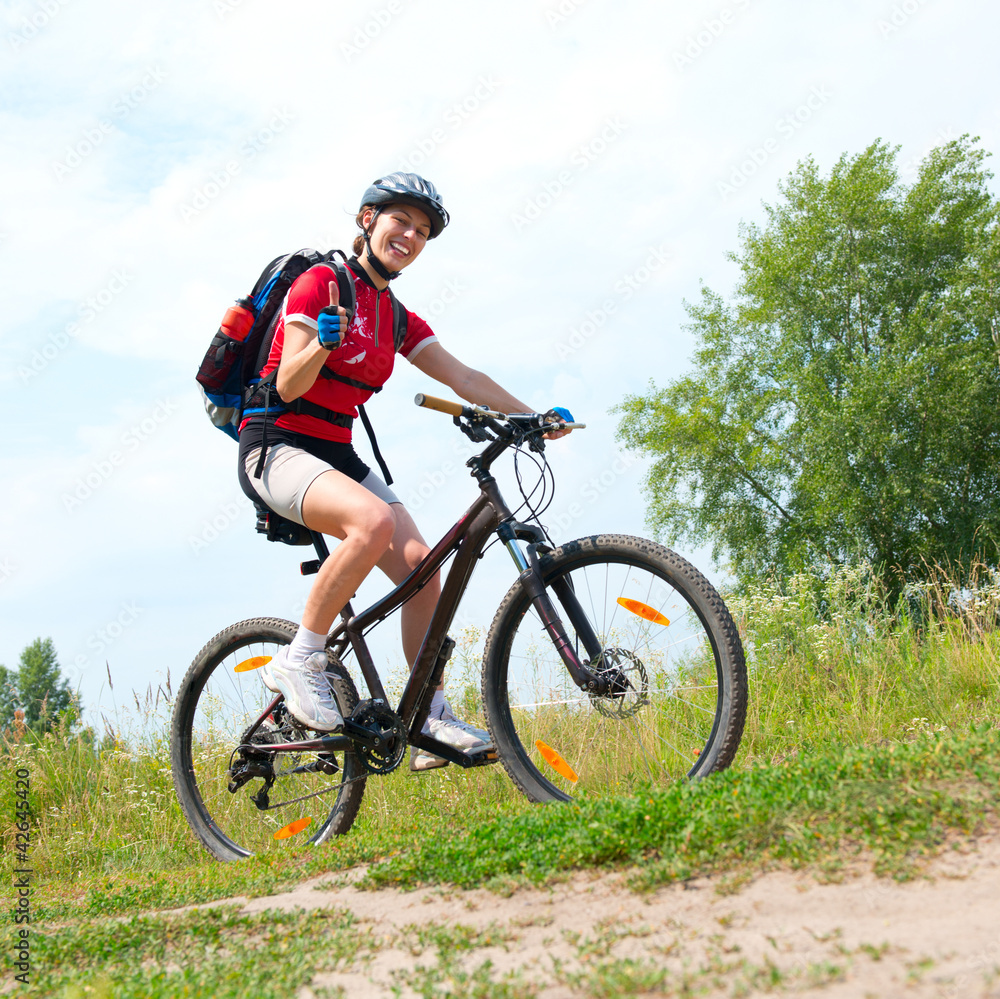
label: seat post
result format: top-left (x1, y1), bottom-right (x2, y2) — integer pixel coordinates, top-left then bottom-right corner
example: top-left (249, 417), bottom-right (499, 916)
top-left (309, 531), bottom-right (330, 563)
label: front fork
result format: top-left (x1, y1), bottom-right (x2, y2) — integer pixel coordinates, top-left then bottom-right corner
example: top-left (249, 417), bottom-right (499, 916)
top-left (497, 523), bottom-right (609, 694)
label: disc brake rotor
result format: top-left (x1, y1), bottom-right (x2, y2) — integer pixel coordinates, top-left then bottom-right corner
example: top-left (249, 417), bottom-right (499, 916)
top-left (589, 647), bottom-right (649, 718)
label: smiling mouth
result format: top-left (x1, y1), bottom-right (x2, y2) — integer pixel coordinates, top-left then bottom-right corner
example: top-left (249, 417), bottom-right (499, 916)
top-left (388, 240), bottom-right (410, 258)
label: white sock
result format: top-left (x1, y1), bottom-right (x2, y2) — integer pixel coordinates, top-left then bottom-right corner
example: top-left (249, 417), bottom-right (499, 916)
top-left (287, 626), bottom-right (327, 666)
top-left (429, 689), bottom-right (446, 720)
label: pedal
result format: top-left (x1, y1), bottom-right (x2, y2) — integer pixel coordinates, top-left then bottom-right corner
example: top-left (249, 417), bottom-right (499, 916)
top-left (461, 746), bottom-right (500, 769)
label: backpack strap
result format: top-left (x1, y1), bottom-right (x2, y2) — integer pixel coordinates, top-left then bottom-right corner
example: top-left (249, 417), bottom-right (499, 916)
top-left (247, 254), bottom-right (407, 487)
top-left (245, 370), bottom-right (354, 480)
top-left (387, 287), bottom-right (408, 353)
top-left (317, 368), bottom-right (383, 393)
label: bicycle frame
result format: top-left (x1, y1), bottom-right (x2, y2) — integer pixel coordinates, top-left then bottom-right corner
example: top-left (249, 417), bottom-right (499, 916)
top-left (240, 411), bottom-right (603, 770)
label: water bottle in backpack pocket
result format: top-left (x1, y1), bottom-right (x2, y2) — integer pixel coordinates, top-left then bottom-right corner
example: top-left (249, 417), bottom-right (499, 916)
top-left (196, 297), bottom-right (256, 437)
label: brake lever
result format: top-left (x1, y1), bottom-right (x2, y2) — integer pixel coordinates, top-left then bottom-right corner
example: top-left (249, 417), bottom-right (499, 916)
top-left (453, 414), bottom-right (494, 443)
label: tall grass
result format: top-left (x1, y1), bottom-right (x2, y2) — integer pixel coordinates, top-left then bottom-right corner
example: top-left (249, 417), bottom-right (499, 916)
top-left (4, 563), bottom-right (999, 891)
top-left (729, 561), bottom-right (1000, 764)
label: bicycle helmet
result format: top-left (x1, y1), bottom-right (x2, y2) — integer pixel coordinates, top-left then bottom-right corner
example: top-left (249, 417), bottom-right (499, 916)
top-left (359, 173), bottom-right (450, 239)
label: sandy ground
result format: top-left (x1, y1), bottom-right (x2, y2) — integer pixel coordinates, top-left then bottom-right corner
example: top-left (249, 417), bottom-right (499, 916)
top-left (172, 830), bottom-right (1000, 998)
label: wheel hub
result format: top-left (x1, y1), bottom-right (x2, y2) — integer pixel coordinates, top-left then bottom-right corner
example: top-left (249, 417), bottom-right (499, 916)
top-left (588, 647), bottom-right (649, 718)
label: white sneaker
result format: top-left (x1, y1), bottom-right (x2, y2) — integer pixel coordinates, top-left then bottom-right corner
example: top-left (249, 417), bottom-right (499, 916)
top-left (409, 700), bottom-right (493, 772)
top-left (409, 746), bottom-right (449, 772)
top-left (437, 699), bottom-right (492, 746)
top-left (259, 649), bottom-right (343, 733)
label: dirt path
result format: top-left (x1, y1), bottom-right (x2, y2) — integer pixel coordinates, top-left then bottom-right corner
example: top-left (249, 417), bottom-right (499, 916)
top-left (172, 830), bottom-right (1000, 998)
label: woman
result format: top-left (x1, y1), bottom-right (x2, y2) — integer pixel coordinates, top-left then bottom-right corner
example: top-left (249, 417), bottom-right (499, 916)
top-left (238, 173), bottom-right (569, 771)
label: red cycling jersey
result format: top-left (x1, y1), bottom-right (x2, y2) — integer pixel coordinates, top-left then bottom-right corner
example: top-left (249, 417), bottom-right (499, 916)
top-left (256, 262), bottom-right (437, 442)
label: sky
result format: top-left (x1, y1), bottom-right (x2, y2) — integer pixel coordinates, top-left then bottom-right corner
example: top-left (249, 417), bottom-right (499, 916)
top-left (2, 0), bottom-right (997, 720)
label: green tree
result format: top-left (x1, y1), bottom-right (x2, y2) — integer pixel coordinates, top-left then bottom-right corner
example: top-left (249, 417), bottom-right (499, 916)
top-left (0, 638), bottom-right (74, 731)
top-left (0, 664), bottom-right (18, 727)
top-left (617, 137), bottom-right (1000, 590)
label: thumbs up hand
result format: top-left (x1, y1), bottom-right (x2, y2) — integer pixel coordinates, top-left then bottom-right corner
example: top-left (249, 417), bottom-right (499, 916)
top-left (317, 280), bottom-right (352, 350)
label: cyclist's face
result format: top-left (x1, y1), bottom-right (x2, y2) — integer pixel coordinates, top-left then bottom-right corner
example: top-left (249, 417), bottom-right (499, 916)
top-left (365, 205), bottom-right (431, 271)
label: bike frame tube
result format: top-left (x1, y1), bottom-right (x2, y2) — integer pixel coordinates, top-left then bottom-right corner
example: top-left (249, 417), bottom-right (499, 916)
top-left (272, 422), bottom-right (598, 758)
top-left (234, 421), bottom-right (611, 765)
top-left (325, 492), bottom-right (500, 723)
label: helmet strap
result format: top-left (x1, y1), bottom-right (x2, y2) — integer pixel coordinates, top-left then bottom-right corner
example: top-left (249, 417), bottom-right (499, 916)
top-left (361, 207), bottom-right (401, 282)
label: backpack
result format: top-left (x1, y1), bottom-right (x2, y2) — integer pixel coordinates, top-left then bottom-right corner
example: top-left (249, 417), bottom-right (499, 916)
top-left (196, 248), bottom-right (407, 484)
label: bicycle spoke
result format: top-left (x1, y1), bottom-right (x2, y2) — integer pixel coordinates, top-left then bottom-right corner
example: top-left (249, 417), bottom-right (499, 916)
top-left (171, 619), bottom-right (367, 860)
top-left (483, 537), bottom-right (746, 803)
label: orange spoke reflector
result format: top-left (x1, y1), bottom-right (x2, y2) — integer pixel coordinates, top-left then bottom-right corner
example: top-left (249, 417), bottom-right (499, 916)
top-left (535, 740), bottom-right (579, 784)
top-left (234, 655), bottom-right (272, 673)
top-left (617, 598), bottom-right (670, 626)
top-left (273, 816), bottom-right (312, 840)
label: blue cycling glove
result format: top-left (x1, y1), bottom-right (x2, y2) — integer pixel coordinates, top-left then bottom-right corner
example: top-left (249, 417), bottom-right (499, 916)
top-left (545, 406), bottom-right (574, 425)
top-left (317, 306), bottom-right (351, 350)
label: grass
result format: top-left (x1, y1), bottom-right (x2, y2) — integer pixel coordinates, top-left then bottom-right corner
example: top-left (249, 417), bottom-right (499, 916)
top-left (33, 905), bottom-right (375, 998)
top-left (365, 725), bottom-right (1000, 891)
top-left (4, 562), bottom-right (1000, 994)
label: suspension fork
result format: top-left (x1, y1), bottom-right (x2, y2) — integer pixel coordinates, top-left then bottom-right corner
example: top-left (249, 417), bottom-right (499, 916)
top-left (496, 522), bottom-right (608, 694)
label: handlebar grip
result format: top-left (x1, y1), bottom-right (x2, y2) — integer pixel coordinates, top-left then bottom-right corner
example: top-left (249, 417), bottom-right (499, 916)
top-left (414, 393), bottom-right (465, 416)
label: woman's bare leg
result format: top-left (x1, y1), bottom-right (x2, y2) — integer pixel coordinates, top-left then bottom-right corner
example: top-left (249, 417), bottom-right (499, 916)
top-left (375, 503), bottom-right (439, 671)
top-left (299, 469), bottom-right (397, 633)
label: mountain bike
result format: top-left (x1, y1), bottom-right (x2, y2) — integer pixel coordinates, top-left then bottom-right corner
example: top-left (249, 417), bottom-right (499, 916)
top-left (170, 396), bottom-right (748, 860)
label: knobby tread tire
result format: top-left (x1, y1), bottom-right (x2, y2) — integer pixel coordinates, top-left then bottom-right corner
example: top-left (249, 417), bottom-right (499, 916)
top-left (170, 617), bottom-right (366, 861)
top-left (481, 535), bottom-right (748, 804)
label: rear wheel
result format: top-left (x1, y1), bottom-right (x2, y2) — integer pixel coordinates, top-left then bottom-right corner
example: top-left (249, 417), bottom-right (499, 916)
top-left (170, 617), bottom-right (366, 860)
top-left (482, 535), bottom-right (747, 803)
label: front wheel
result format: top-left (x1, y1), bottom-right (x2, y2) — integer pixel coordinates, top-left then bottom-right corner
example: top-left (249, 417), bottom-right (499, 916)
top-left (170, 617), bottom-right (366, 861)
top-left (481, 535), bottom-right (747, 803)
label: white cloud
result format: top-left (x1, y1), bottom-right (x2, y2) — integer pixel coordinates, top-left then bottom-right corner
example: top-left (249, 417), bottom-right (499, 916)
top-left (1, 0), bottom-right (997, 712)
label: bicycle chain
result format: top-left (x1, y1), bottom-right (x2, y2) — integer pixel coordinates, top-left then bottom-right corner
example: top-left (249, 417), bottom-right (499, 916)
top-left (256, 770), bottom-right (370, 811)
top-left (234, 700), bottom-right (407, 810)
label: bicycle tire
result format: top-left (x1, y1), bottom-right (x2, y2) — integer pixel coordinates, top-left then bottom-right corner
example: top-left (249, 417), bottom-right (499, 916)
top-left (170, 617), bottom-right (366, 861)
top-left (481, 535), bottom-right (747, 803)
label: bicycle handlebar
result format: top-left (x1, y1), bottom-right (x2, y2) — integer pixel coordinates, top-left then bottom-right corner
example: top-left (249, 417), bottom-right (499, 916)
top-left (414, 393), bottom-right (500, 418)
top-left (413, 393), bottom-right (586, 431)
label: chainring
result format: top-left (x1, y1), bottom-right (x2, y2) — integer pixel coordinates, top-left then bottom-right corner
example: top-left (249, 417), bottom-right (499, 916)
top-left (351, 700), bottom-right (407, 775)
